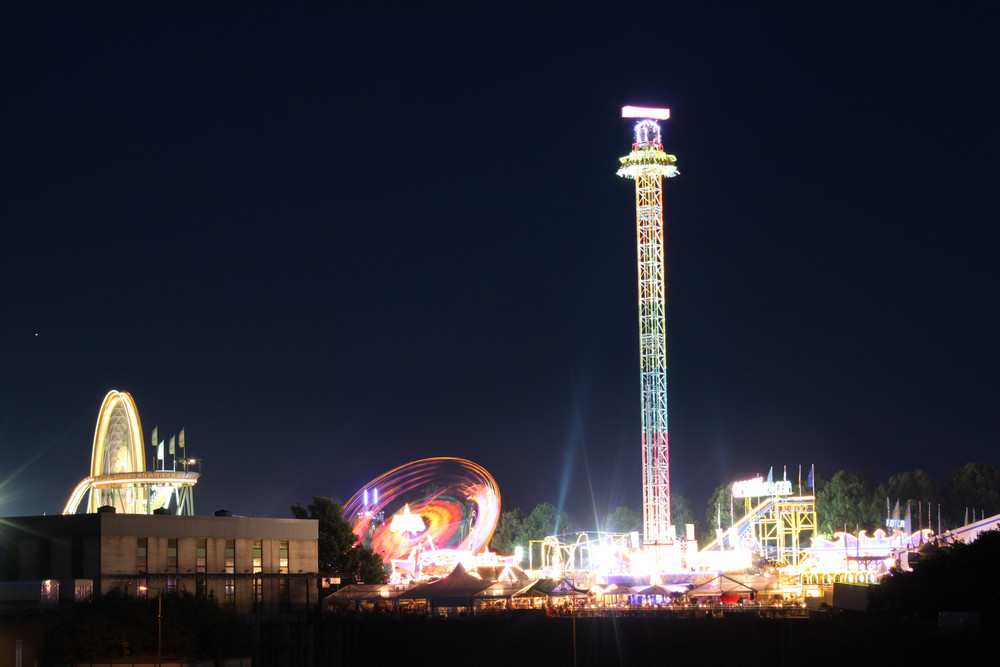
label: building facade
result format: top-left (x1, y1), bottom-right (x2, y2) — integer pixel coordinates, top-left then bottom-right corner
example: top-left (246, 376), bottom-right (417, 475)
top-left (0, 511), bottom-right (319, 614)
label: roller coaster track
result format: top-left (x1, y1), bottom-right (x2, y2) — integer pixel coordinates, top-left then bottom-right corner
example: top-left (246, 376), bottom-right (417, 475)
top-left (701, 495), bottom-right (817, 565)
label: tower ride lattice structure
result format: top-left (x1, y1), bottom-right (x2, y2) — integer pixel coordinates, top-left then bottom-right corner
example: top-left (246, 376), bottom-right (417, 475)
top-left (617, 107), bottom-right (679, 548)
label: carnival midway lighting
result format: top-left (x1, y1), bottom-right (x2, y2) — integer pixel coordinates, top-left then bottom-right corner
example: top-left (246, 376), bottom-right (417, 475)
top-left (794, 528), bottom-right (936, 588)
top-left (343, 457), bottom-right (502, 581)
top-left (617, 106), bottom-right (679, 556)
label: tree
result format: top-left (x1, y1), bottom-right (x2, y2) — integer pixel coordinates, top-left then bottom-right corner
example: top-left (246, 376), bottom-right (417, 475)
top-left (519, 502), bottom-right (571, 568)
top-left (291, 496), bottom-right (386, 583)
top-left (356, 544), bottom-right (386, 584)
top-left (489, 503), bottom-right (572, 565)
top-left (816, 471), bottom-right (885, 536)
top-left (887, 469), bottom-right (942, 529)
top-left (945, 462), bottom-right (1000, 527)
top-left (520, 502), bottom-right (571, 542)
top-left (888, 469), bottom-right (940, 505)
top-left (490, 507), bottom-right (525, 555)
top-left (811, 472), bottom-right (828, 502)
top-left (702, 483), bottom-right (738, 544)
top-left (670, 495), bottom-right (696, 534)
top-left (601, 505), bottom-right (640, 534)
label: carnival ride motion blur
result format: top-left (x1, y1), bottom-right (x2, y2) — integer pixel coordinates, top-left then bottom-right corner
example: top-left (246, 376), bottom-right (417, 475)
top-left (343, 457), bottom-right (503, 582)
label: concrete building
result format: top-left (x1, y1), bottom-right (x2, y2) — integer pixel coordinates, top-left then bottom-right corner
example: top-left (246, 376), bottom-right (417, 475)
top-left (0, 510), bottom-right (319, 614)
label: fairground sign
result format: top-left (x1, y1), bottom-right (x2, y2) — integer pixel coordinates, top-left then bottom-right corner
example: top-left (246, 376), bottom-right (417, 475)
top-left (732, 476), bottom-right (793, 499)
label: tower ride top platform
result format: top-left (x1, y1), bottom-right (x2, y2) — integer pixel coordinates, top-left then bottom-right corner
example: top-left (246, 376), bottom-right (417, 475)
top-left (617, 107), bottom-right (679, 549)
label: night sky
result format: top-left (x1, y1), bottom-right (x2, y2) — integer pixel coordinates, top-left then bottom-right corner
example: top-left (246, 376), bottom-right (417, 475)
top-left (2, 4), bottom-right (998, 528)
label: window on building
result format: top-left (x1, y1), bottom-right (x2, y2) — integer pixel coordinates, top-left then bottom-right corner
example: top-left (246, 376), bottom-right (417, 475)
top-left (252, 539), bottom-right (262, 574)
top-left (136, 538), bottom-right (147, 573)
top-left (254, 577), bottom-right (263, 606)
top-left (225, 539), bottom-right (235, 574)
top-left (137, 577), bottom-right (148, 597)
top-left (225, 578), bottom-right (235, 606)
top-left (166, 576), bottom-right (177, 594)
top-left (196, 539), bottom-right (207, 574)
top-left (167, 538), bottom-right (178, 573)
top-left (279, 540), bottom-right (288, 574)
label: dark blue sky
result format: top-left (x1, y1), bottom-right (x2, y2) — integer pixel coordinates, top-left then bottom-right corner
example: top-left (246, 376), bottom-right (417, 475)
top-left (2, 3), bottom-right (998, 527)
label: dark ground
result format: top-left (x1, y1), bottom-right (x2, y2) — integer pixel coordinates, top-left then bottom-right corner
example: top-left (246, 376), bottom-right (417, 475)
top-left (314, 612), bottom-right (993, 667)
top-left (4, 608), bottom-right (991, 666)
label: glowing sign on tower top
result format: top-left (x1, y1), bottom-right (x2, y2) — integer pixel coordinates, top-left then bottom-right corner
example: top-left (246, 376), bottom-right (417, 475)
top-left (621, 106), bottom-right (670, 120)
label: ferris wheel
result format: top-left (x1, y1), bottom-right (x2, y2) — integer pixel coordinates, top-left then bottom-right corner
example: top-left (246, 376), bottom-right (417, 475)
top-left (63, 390), bottom-right (199, 515)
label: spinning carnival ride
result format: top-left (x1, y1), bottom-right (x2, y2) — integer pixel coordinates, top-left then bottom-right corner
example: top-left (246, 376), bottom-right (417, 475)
top-left (343, 458), bottom-right (502, 581)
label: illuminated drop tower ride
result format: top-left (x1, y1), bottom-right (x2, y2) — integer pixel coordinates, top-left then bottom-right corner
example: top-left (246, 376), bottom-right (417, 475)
top-left (616, 106), bottom-right (679, 550)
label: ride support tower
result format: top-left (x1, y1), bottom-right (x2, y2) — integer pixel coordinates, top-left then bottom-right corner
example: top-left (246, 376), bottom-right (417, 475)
top-left (616, 106), bottom-right (679, 549)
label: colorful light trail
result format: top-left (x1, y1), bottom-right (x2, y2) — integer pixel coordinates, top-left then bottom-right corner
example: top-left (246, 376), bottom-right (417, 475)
top-left (344, 457), bottom-right (501, 579)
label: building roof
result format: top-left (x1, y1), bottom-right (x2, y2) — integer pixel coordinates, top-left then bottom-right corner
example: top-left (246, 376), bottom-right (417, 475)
top-left (474, 581), bottom-right (544, 600)
top-left (526, 578), bottom-right (589, 596)
top-left (1, 513), bottom-right (318, 541)
top-left (687, 574), bottom-right (767, 597)
top-left (398, 563), bottom-right (491, 601)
